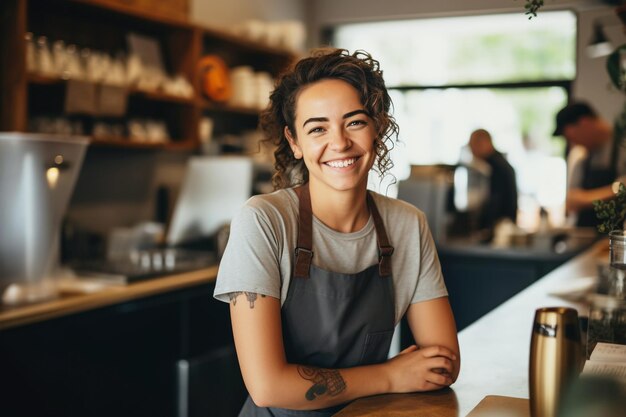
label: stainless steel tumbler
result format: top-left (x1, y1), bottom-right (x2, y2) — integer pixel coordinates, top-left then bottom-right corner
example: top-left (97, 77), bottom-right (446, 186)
top-left (529, 307), bottom-right (583, 417)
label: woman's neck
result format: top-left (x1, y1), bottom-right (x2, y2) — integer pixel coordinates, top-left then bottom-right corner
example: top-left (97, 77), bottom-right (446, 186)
top-left (308, 181), bottom-right (370, 233)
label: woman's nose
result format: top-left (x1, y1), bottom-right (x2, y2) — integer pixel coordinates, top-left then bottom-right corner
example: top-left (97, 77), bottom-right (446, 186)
top-left (328, 129), bottom-right (351, 151)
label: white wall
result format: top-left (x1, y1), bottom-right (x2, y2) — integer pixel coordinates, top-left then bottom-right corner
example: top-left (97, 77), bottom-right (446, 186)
top-left (576, 8), bottom-right (626, 121)
top-left (191, 0), bottom-right (307, 29)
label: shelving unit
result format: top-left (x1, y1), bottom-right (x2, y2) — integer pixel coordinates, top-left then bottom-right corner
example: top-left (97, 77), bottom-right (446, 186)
top-left (0, 2), bottom-right (298, 416)
top-left (0, 0), bottom-right (296, 150)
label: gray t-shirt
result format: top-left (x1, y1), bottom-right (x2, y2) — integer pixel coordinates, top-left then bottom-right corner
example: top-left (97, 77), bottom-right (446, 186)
top-left (213, 188), bottom-right (448, 324)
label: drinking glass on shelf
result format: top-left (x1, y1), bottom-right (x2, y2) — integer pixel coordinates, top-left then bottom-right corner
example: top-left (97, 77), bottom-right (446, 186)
top-left (25, 32), bottom-right (36, 73)
top-left (36, 36), bottom-right (55, 76)
top-left (63, 44), bottom-right (84, 80)
top-left (52, 40), bottom-right (67, 78)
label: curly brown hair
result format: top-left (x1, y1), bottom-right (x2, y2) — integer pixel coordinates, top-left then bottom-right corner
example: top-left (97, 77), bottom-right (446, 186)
top-left (259, 48), bottom-right (399, 189)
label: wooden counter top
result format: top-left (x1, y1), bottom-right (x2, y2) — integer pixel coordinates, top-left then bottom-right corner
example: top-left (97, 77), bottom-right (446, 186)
top-left (0, 266), bottom-right (219, 330)
top-left (335, 239), bottom-right (609, 417)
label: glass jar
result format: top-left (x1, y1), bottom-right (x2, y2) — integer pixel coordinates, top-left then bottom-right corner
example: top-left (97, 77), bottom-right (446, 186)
top-left (587, 294), bottom-right (626, 358)
top-left (608, 231), bottom-right (626, 301)
top-left (587, 231), bottom-right (626, 358)
top-left (609, 230), bottom-right (626, 272)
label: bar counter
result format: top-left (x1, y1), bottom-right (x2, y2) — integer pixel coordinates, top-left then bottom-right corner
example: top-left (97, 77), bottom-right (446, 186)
top-left (335, 239), bottom-right (608, 417)
top-left (0, 265), bottom-right (218, 330)
top-left (0, 264), bottom-right (236, 417)
top-left (0, 240), bottom-right (608, 416)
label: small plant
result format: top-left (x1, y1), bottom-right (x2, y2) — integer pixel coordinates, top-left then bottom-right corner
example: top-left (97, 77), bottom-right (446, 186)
top-left (524, 0), bottom-right (544, 19)
top-left (593, 182), bottom-right (626, 233)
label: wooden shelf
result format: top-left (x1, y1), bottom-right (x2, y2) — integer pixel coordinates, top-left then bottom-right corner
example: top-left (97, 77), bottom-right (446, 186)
top-left (2, 0), bottom-right (295, 148)
top-left (27, 73), bottom-right (64, 85)
top-left (198, 98), bottom-right (260, 116)
top-left (129, 87), bottom-right (195, 105)
top-left (201, 26), bottom-right (297, 61)
top-left (0, 266), bottom-right (218, 331)
top-left (28, 72), bottom-right (196, 106)
top-left (66, 0), bottom-right (194, 30)
top-left (90, 135), bottom-right (197, 150)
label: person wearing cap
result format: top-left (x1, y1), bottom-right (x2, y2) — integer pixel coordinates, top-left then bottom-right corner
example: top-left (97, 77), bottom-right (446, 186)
top-left (468, 128), bottom-right (518, 235)
top-left (554, 101), bottom-right (625, 227)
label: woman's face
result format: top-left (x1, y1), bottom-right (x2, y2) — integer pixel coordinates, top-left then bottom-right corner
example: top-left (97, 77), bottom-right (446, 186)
top-left (285, 79), bottom-right (376, 194)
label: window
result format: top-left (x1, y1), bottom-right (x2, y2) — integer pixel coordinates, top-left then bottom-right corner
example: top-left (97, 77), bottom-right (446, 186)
top-left (331, 11), bottom-right (577, 227)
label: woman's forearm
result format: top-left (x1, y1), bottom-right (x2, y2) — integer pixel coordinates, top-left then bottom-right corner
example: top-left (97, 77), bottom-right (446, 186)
top-left (248, 362), bottom-right (391, 410)
top-left (246, 345), bottom-right (456, 410)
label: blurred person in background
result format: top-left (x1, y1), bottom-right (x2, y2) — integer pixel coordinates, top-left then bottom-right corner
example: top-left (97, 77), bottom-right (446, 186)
top-left (553, 101), bottom-right (626, 227)
top-left (468, 128), bottom-right (518, 236)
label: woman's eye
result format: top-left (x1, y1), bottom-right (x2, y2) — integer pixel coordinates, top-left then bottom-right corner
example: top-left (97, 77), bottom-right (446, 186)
top-left (308, 126), bottom-right (325, 134)
top-left (348, 119), bottom-right (367, 127)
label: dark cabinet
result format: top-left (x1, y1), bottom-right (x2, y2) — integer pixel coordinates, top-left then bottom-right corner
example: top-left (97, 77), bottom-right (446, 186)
top-left (437, 242), bottom-right (595, 331)
top-left (400, 239), bottom-right (596, 350)
top-left (0, 283), bottom-right (246, 417)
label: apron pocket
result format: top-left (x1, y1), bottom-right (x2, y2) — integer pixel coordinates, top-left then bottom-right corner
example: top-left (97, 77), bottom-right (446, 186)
top-left (359, 330), bottom-right (394, 366)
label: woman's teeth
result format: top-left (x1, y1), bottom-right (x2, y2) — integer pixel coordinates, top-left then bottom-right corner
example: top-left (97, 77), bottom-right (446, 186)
top-left (326, 158), bottom-right (356, 168)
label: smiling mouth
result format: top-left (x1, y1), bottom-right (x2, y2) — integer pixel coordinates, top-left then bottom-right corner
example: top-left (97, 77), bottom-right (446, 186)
top-left (325, 157), bottom-right (359, 168)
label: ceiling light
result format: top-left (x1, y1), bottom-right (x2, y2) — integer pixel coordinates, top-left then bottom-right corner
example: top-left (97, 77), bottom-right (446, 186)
top-left (587, 23), bottom-right (613, 59)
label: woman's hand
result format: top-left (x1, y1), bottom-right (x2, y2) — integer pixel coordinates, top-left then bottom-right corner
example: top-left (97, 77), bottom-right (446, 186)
top-left (384, 344), bottom-right (457, 393)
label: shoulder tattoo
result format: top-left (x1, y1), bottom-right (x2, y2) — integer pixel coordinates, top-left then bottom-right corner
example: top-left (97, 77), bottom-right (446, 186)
top-left (228, 291), bottom-right (266, 308)
top-left (297, 366), bottom-right (347, 401)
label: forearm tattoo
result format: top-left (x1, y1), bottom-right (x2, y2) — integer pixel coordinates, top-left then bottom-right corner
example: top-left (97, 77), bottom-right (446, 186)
top-left (297, 366), bottom-right (347, 401)
top-left (228, 291), bottom-right (265, 308)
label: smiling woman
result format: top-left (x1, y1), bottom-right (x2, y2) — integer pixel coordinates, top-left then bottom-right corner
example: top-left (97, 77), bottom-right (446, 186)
top-left (213, 49), bottom-right (460, 417)
top-left (284, 79), bottom-right (377, 210)
top-left (261, 49), bottom-right (398, 191)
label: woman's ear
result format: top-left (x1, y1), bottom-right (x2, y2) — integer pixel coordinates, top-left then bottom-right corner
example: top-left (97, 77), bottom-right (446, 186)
top-left (284, 126), bottom-right (303, 159)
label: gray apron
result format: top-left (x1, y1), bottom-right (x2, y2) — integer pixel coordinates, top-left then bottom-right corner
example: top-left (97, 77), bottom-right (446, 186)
top-left (238, 184), bottom-right (396, 417)
top-left (577, 137), bottom-right (619, 227)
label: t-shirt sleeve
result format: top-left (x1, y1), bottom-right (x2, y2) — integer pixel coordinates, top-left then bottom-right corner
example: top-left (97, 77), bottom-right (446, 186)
top-left (567, 150), bottom-right (586, 190)
top-left (410, 211), bottom-right (448, 303)
top-left (213, 203), bottom-right (282, 303)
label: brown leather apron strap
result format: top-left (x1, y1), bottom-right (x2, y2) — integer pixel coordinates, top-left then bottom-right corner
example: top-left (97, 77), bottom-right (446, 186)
top-left (367, 192), bottom-right (394, 277)
top-left (293, 184), bottom-right (314, 279)
top-left (293, 184), bottom-right (394, 279)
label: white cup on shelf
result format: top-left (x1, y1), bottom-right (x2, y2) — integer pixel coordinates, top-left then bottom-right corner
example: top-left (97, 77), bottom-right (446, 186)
top-left (199, 117), bottom-right (214, 144)
top-left (265, 23), bottom-right (284, 48)
top-left (229, 66), bottom-right (256, 108)
top-left (281, 21), bottom-right (306, 52)
top-left (254, 72), bottom-right (274, 110)
top-left (242, 20), bottom-right (266, 43)
top-left (51, 40), bottom-right (68, 78)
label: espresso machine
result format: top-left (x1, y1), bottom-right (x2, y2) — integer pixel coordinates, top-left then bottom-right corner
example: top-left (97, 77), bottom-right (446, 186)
top-left (0, 133), bottom-right (87, 305)
top-left (397, 164), bottom-right (490, 242)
